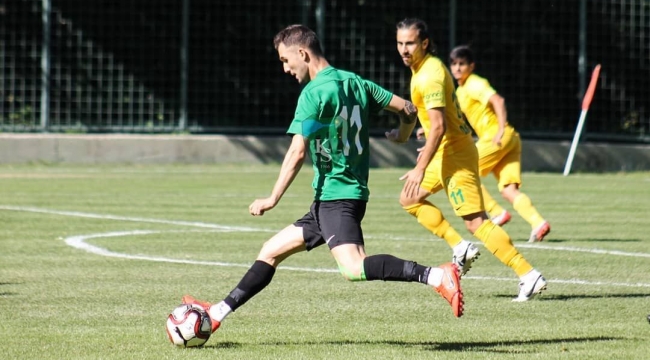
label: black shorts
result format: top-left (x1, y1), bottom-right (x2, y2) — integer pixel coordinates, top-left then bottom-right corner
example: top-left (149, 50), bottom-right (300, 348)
top-left (293, 199), bottom-right (367, 251)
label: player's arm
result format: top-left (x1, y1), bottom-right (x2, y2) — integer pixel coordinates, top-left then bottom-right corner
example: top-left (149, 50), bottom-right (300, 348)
top-left (399, 107), bottom-right (445, 198)
top-left (488, 93), bottom-right (507, 146)
top-left (249, 134), bottom-right (307, 216)
top-left (384, 95), bottom-right (418, 143)
top-left (416, 108), bottom-right (445, 170)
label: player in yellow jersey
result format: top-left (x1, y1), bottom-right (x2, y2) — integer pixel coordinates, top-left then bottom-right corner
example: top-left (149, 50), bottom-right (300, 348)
top-left (449, 45), bottom-right (551, 242)
top-left (386, 18), bottom-right (546, 301)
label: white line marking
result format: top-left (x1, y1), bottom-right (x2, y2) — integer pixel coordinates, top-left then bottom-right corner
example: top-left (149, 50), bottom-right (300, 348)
top-left (63, 230), bottom-right (650, 288)
top-left (368, 234), bottom-right (650, 258)
top-left (0, 205), bottom-right (270, 232)
top-left (64, 230), bottom-right (338, 273)
top-left (1, 203), bottom-right (647, 288)
top-left (465, 275), bottom-right (650, 288)
top-left (3, 205), bottom-right (650, 259)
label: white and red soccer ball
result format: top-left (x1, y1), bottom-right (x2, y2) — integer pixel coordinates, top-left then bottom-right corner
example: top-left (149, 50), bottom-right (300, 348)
top-left (166, 304), bottom-right (212, 347)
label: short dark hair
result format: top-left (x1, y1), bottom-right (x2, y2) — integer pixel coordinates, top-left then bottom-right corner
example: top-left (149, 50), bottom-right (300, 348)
top-left (449, 45), bottom-right (475, 64)
top-left (396, 18), bottom-right (436, 55)
top-left (273, 24), bottom-right (323, 56)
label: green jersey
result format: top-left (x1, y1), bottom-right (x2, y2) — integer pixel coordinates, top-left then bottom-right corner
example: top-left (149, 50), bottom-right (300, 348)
top-left (287, 66), bottom-right (393, 201)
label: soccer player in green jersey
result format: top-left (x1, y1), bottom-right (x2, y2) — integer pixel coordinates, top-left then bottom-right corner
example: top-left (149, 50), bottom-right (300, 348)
top-left (182, 24), bottom-right (464, 338)
top-left (386, 18), bottom-right (547, 302)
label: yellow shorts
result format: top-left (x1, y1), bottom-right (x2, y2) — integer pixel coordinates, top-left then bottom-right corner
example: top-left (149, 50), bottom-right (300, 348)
top-left (476, 128), bottom-right (522, 191)
top-left (420, 144), bottom-right (485, 217)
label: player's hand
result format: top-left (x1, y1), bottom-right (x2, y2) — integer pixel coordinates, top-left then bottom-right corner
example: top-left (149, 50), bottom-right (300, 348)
top-left (399, 167), bottom-right (425, 198)
top-left (415, 127), bottom-right (425, 140)
top-left (385, 128), bottom-right (405, 143)
top-left (249, 197), bottom-right (277, 216)
top-left (492, 129), bottom-right (504, 147)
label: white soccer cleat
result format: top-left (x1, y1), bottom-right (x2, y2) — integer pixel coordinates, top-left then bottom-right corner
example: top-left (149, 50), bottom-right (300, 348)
top-left (529, 220), bottom-right (551, 242)
top-left (512, 272), bottom-right (547, 302)
top-left (491, 210), bottom-right (512, 226)
top-left (452, 240), bottom-right (481, 277)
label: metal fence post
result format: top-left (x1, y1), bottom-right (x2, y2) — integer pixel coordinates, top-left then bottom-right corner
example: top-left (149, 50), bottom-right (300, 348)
top-left (179, 0), bottom-right (189, 131)
top-left (315, 0), bottom-right (325, 52)
top-left (449, 0), bottom-right (457, 50)
top-left (578, 0), bottom-right (587, 107)
top-left (40, 0), bottom-right (51, 131)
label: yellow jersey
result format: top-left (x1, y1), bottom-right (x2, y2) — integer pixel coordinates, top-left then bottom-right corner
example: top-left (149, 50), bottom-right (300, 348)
top-left (410, 54), bottom-right (474, 156)
top-left (455, 73), bottom-right (513, 139)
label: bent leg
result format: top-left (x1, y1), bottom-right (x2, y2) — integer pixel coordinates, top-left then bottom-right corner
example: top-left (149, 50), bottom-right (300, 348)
top-left (481, 183), bottom-right (506, 219)
top-left (400, 165), bottom-right (464, 248)
top-left (464, 213), bottom-right (533, 278)
top-left (225, 225), bottom-right (306, 312)
top-left (330, 243), bottom-right (430, 284)
top-left (331, 243), bottom-right (464, 317)
top-left (505, 185), bottom-right (546, 229)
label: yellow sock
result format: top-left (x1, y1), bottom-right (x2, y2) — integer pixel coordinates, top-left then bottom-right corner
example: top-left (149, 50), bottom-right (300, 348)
top-left (512, 193), bottom-right (545, 228)
top-left (481, 184), bottom-right (505, 218)
top-left (403, 201), bottom-right (463, 248)
top-left (474, 220), bottom-right (533, 277)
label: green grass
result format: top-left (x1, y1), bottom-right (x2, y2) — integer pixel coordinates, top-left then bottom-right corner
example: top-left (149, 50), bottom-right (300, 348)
top-left (1, 164), bottom-right (649, 360)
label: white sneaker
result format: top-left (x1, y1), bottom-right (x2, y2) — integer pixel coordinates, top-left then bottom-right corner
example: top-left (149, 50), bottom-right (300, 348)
top-left (491, 210), bottom-right (512, 226)
top-left (452, 240), bottom-right (480, 277)
top-left (529, 220), bottom-right (551, 242)
top-left (512, 272), bottom-right (547, 302)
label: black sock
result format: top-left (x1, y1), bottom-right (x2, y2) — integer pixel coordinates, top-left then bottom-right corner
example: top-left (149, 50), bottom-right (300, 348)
top-left (363, 254), bottom-right (429, 284)
top-left (224, 260), bottom-right (276, 311)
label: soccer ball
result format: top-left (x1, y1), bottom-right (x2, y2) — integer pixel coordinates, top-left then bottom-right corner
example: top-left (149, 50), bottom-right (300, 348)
top-left (166, 304), bottom-right (212, 347)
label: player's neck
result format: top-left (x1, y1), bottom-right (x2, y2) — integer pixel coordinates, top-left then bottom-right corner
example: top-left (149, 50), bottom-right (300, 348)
top-left (309, 58), bottom-right (331, 80)
top-left (457, 73), bottom-right (472, 86)
top-left (410, 53), bottom-right (429, 72)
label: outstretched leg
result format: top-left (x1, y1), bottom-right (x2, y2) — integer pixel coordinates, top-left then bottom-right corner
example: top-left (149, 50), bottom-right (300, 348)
top-left (331, 244), bottom-right (464, 318)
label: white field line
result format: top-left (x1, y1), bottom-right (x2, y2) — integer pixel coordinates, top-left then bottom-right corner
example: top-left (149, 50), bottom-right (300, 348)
top-left (64, 230), bottom-right (338, 273)
top-left (63, 230), bottom-right (650, 288)
top-left (0, 205), bottom-right (268, 232)
top-left (1, 204), bottom-right (648, 288)
top-left (3, 205), bottom-right (650, 259)
top-left (371, 234), bottom-right (650, 258)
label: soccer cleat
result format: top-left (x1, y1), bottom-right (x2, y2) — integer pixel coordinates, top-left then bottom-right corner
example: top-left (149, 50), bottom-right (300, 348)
top-left (528, 221), bottom-right (551, 242)
top-left (512, 273), bottom-right (547, 302)
top-left (182, 295), bottom-right (221, 333)
top-left (491, 210), bottom-right (512, 226)
top-left (434, 262), bottom-right (464, 317)
top-left (452, 241), bottom-right (481, 277)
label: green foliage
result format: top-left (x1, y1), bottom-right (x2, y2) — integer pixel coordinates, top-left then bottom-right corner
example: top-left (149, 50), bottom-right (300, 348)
top-left (0, 164), bottom-right (649, 359)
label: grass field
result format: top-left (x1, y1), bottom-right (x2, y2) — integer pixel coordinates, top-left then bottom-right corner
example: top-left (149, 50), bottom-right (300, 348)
top-left (1, 164), bottom-right (649, 360)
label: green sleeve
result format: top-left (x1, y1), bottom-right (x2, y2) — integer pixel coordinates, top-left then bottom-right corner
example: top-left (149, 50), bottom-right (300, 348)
top-left (363, 79), bottom-right (393, 113)
top-left (288, 91), bottom-right (327, 139)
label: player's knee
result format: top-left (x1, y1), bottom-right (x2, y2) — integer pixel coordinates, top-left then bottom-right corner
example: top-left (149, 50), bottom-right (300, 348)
top-left (401, 201), bottom-right (420, 217)
top-left (257, 243), bottom-right (284, 267)
top-left (399, 194), bottom-right (415, 208)
top-left (337, 263), bottom-right (365, 282)
top-left (500, 184), bottom-right (519, 202)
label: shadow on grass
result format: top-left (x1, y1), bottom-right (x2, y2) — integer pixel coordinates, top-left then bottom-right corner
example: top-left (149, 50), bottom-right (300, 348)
top-left (532, 238), bottom-right (642, 243)
top-left (538, 293), bottom-right (650, 301)
top-left (494, 293), bottom-right (650, 300)
top-left (205, 336), bottom-right (622, 353)
top-left (0, 282), bottom-right (18, 296)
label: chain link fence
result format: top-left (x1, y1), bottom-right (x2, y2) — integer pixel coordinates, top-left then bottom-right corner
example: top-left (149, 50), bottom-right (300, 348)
top-left (1, 0), bottom-right (648, 142)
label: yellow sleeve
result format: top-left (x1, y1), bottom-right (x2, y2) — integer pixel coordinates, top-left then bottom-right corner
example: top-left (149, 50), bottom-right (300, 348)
top-left (418, 68), bottom-right (446, 110)
top-left (465, 75), bottom-right (496, 106)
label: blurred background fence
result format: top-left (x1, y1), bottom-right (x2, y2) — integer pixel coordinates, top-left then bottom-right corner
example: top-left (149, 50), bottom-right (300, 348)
top-left (1, 0), bottom-right (648, 142)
